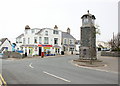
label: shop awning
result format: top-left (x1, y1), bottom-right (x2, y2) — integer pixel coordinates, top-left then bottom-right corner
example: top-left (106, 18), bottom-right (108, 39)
top-left (21, 45), bottom-right (38, 47)
top-left (63, 44), bottom-right (75, 48)
top-left (53, 45), bottom-right (61, 48)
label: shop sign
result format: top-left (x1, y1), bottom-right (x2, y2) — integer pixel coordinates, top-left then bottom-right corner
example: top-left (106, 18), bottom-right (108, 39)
top-left (44, 47), bottom-right (50, 49)
top-left (38, 45), bottom-right (52, 47)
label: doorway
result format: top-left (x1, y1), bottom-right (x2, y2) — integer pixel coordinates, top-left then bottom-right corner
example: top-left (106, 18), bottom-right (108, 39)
top-left (39, 47), bottom-right (42, 56)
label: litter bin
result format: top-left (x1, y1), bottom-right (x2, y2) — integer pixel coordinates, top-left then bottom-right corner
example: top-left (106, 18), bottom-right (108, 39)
top-left (41, 52), bottom-right (44, 58)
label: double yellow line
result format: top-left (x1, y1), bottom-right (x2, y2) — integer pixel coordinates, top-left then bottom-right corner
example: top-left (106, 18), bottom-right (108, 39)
top-left (0, 74), bottom-right (7, 86)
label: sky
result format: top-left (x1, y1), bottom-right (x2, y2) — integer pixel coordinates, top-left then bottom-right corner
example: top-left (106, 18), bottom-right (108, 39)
top-left (0, 0), bottom-right (119, 43)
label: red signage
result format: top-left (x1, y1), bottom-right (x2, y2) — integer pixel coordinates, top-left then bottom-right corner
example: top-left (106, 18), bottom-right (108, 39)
top-left (38, 45), bottom-right (52, 47)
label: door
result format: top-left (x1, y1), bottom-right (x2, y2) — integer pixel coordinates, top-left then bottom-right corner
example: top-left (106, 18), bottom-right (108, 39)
top-left (39, 47), bottom-right (42, 56)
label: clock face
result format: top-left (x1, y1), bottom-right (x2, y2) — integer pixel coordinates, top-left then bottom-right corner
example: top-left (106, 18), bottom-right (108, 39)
top-left (92, 19), bottom-right (94, 24)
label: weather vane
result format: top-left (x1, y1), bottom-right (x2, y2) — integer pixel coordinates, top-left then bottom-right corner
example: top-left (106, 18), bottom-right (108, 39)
top-left (87, 10), bottom-right (89, 14)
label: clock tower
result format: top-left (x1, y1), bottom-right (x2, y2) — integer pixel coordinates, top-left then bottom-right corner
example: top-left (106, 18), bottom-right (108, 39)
top-left (80, 10), bottom-right (97, 60)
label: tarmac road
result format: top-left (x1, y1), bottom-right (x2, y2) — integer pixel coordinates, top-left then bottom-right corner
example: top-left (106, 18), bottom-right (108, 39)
top-left (1, 55), bottom-right (118, 84)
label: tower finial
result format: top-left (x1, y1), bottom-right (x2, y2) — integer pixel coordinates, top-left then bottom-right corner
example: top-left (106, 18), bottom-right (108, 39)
top-left (87, 10), bottom-right (89, 14)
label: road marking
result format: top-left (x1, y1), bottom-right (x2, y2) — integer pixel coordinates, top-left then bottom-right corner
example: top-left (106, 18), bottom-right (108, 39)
top-left (29, 63), bottom-right (34, 68)
top-left (0, 77), bottom-right (2, 86)
top-left (43, 71), bottom-right (71, 83)
top-left (0, 74), bottom-right (7, 85)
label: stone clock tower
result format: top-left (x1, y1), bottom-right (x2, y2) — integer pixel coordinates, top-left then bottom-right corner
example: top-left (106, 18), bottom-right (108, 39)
top-left (80, 10), bottom-right (97, 60)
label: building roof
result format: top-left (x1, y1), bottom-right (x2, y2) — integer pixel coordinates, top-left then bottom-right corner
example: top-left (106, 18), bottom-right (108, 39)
top-left (81, 11), bottom-right (96, 19)
top-left (16, 33), bottom-right (24, 39)
top-left (0, 38), bottom-right (11, 46)
top-left (62, 32), bottom-right (76, 40)
top-left (35, 29), bottom-right (44, 35)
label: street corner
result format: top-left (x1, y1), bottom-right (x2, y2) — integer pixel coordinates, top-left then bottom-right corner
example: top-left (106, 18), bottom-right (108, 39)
top-left (0, 74), bottom-right (7, 86)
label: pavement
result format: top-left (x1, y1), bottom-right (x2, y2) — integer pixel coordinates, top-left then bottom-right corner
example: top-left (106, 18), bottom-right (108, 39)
top-left (72, 52), bottom-right (118, 73)
top-left (1, 54), bottom-right (118, 84)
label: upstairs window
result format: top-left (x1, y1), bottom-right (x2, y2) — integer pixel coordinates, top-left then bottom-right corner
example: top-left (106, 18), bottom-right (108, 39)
top-left (44, 37), bottom-right (49, 44)
top-left (54, 38), bottom-right (58, 44)
top-left (45, 31), bottom-right (48, 36)
top-left (31, 29), bottom-right (35, 33)
top-left (28, 38), bottom-right (30, 44)
top-left (64, 39), bottom-right (67, 44)
top-left (25, 30), bottom-right (27, 34)
top-left (23, 38), bottom-right (25, 44)
top-left (34, 37), bottom-right (37, 43)
top-left (53, 30), bottom-right (59, 34)
top-left (70, 39), bottom-right (73, 44)
top-left (39, 37), bottom-right (42, 44)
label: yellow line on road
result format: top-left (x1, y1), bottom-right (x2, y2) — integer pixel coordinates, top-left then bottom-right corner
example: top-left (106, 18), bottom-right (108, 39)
top-left (0, 74), bottom-right (7, 85)
top-left (0, 77), bottom-right (2, 86)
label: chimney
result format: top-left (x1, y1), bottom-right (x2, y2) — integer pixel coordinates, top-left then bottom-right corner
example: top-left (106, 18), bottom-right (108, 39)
top-left (54, 25), bottom-right (58, 29)
top-left (67, 27), bottom-right (70, 34)
top-left (25, 25), bottom-right (30, 30)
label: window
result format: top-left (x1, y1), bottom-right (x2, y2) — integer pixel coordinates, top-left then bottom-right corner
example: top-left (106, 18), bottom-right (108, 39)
top-left (53, 30), bottom-right (59, 34)
top-left (34, 37), bottom-right (37, 43)
top-left (44, 37), bottom-right (49, 44)
top-left (28, 38), bottom-right (30, 44)
top-left (45, 31), bottom-right (48, 36)
top-left (54, 38), bottom-right (58, 44)
top-left (23, 38), bottom-right (25, 44)
top-left (25, 30), bottom-right (28, 34)
top-left (19, 38), bottom-right (22, 43)
top-left (39, 37), bottom-right (42, 44)
top-left (64, 39), bottom-right (67, 44)
top-left (70, 39), bottom-right (73, 44)
top-left (31, 29), bottom-right (35, 33)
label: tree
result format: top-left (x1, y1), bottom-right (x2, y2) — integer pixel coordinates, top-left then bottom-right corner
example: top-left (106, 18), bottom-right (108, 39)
top-left (109, 32), bottom-right (120, 51)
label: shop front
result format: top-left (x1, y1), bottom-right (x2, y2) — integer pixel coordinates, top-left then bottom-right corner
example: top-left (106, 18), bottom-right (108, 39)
top-left (21, 45), bottom-right (38, 56)
top-left (38, 45), bottom-right (53, 56)
top-left (53, 45), bottom-right (61, 55)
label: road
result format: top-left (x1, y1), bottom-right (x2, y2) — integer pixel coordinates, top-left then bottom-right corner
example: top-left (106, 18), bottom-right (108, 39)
top-left (1, 55), bottom-right (118, 84)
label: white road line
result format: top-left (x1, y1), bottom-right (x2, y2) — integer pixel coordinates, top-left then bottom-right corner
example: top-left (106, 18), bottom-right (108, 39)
top-left (43, 71), bottom-right (71, 82)
top-left (29, 63), bottom-right (34, 68)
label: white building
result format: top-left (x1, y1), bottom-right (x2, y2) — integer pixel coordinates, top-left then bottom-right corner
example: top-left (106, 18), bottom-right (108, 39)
top-left (16, 25), bottom-right (62, 56)
top-left (0, 38), bottom-right (12, 53)
top-left (96, 41), bottom-right (111, 50)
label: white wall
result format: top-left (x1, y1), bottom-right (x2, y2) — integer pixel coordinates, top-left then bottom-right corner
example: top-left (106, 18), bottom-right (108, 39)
top-left (0, 40), bottom-right (12, 52)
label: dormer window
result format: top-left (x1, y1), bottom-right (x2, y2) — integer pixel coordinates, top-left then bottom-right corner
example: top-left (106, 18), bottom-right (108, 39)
top-left (45, 31), bottom-right (48, 36)
top-left (53, 30), bottom-right (59, 34)
top-left (25, 30), bottom-right (27, 34)
top-left (31, 29), bottom-right (35, 33)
